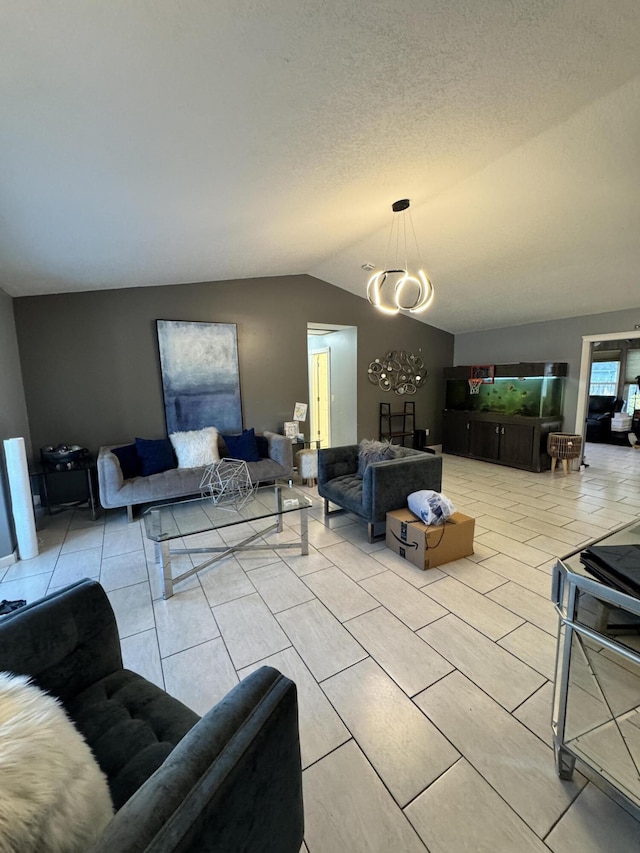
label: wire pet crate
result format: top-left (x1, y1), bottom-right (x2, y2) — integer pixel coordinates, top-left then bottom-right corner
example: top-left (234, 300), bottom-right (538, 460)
top-left (547, 433), bottom-right (583, 475)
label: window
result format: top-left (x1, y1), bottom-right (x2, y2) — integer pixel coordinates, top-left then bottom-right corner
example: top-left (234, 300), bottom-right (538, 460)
top-left (589, 360), bottom-right (620, 396)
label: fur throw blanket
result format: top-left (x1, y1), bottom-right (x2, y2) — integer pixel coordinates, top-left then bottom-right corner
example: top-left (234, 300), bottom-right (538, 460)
top-left (0, 672), bottom-right (114, 852)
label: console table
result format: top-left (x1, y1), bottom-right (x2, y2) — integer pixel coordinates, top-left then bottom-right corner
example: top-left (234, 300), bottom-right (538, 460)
top-left (551, 519), bottom-right (640, 816)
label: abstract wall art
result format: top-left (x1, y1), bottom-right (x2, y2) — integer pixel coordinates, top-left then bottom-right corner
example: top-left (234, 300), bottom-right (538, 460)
top-left (156, 320), bottom-right (242, 434)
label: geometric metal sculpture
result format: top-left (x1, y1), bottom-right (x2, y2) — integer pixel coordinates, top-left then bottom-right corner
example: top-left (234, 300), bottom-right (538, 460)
top-left (200, 458), bottom-right (257, 510)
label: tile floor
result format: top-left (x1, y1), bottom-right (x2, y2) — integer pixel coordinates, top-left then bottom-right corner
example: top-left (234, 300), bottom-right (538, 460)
top-left (3, 442), bottom-right (640, 851)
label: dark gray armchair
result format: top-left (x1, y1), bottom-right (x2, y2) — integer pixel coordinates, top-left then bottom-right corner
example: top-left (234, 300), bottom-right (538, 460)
top-left (0, 579), bottom-right (304, 852)
top-left (318, 444), bottom-right (443, 540)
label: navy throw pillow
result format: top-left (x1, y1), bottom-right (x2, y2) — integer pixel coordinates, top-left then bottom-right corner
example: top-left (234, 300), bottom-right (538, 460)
top-left (255, 435), bottom-right (269, 458)
top-left (111, 443), bottom-right (141, 480)
top-left (135, 437), bottom-right (177, 476)
top-left (222, 428), bottom-right (261, 463)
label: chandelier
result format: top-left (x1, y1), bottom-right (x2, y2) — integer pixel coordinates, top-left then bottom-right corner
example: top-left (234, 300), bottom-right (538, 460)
top-left (366, 199), bottom-right (434, 315)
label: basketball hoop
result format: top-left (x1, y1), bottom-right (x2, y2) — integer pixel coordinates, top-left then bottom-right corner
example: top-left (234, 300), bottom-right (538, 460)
top-left (468, 378), bottom-right (483, 395)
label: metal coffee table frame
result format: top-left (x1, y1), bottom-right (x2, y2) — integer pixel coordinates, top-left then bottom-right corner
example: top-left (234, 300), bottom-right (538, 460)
top-left (143, 484), bottom-right (311, 599)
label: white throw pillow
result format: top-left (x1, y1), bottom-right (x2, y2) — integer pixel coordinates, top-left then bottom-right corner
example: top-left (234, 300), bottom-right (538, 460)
top-left (0, 671), bottom-right (114, 853)
top-left (169, 426), bottom-right (220, 468)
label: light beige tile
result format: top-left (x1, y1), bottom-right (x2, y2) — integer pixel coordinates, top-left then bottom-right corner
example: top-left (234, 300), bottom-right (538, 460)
top-left (320, 540), bottom-right (387, 580)
top-left (335, 521), bottom-right (388, 554)
top-left (198, 556), bottom-right (256, 606)
top-left (49, 546), bottom-right (102, 587)
top-left (307, 518), bottom-right (345, 549)
top-left (162, 637), bottom-right (238, 716)
top-left (346, 607), bottom-right (453, 696)
top-left (0, 571), bottom-right (52, 603)
top-left (107, 581), bottom-right (155, 639)
top-left (511, 516), bottom-right (589, 547)
top-left (3, 546), bottom-right (60, 579)
top-left (439, 555), bottom-right (507, 593)
top-left (371, 546), bottom-right (444, 587)
top-left (479, 552), bottom-right (552, 597)
top-left (302, 566), bottom-right (378, 622)
top-left (464, 540), bottom-right (498, 563)
top-left (323, 658), bottom-right (459, 806)
top-left (468, 512), bottom-right (533, 542)
top-left (99, 548), bottom-right (149, 591)
top-left (545, 781), bottom-right (640, 853)
top-left (303, 741), bottom-right (428, 853)
top-left (513, 682), bottom-right (554, 746)
top-left (487, 581), bottom-right (558, 636)
top-left (415, 671), bottom-right (586, 838)
top-left (154, 583), bottom-right (220, 657)
top-left (120, 627), bottom-right (164, 690)
top-left (102, 523), bottom-right (143, 558)
top-left (360, 570), bottom-right (447, 630)
top-left (498, 622), bottom-right (558, 680)
top-left (563, 519), bottom-right (611, 538)
top-left (405, 758), bottom-right (549, 853)
top-left (239, 647), bottom-right (350, 769)
top-left (213, 592), bottom-right (291, 668)
top-left (246, 561), bottom-right (316, 613)
top-left (422, 575), bottom-right (523, 640)
top-left (276, 599), bottom-right (366, 681)
top-left (59, 525), bottom-right (104, 554)
top-left (418, 614), bottom-right (545, 711)
top-left (277, 545), bottom-right (334, 577)
top-left (474, 531), bottom-right (551, 567)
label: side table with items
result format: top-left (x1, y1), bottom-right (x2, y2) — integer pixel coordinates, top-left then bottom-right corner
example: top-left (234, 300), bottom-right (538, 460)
top-left (551, 519), bottom-right (640, 817)
top-left (30, 454), bottom-right (99, 521)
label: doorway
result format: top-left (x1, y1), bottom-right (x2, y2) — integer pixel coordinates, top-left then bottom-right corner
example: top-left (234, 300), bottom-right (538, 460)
top-left (575, 329), bottom-right (640, 437)
top-left (307, 324), bottom-right (357, 447)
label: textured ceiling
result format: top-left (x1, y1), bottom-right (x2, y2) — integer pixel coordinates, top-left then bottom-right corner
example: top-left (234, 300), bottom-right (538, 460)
top-left (2, 1), bottom-right (639, 333)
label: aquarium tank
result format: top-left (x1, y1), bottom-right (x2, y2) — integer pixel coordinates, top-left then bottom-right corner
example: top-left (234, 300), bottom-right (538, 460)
top-left (445, 376), bottom-right (565, 418)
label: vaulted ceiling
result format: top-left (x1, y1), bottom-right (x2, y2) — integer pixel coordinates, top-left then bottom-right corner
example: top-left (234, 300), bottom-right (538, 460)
top-left (2, 1), bottom-right (639, 332)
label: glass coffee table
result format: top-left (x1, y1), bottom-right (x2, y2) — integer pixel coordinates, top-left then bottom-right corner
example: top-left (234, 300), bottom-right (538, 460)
top-left (143, 484), bottom-right (312, 599)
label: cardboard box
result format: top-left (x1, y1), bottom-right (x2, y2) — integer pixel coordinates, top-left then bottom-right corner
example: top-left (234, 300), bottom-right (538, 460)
top-left (386, 508), bottom-right (475, 570)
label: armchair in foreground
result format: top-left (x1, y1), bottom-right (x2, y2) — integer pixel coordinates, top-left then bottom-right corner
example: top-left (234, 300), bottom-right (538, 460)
top-left (0, 579), bottom-right (304, 853)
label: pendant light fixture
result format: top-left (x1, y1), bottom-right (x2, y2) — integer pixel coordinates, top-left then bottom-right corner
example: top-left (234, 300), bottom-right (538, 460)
top-left (366, 199), bottom-right (434, 315)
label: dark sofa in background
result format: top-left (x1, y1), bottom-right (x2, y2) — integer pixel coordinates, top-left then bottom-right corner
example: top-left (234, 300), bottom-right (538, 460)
top-left (585, 395), bottom-right (624, 443)
top-left (0, 579), bottom-right (304, 852)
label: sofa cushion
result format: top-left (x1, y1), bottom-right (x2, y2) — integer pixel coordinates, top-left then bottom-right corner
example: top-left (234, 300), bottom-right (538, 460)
top-left (321, 474), bottom-right (364, 516)
top-left (222, 428), bottom-right (261, 463)
top-left (357, 439), bottom-right (396, 478)
top-left (255, 434), bottom-right (269, 458)
top-left (134, 438), bottom-right (177, 477)
top-left (111, 444), bottom-right (141, 481)
top-left (67, 669), bottom-right (199, 811)
top-left (169, 427), bottom-right (220, 468)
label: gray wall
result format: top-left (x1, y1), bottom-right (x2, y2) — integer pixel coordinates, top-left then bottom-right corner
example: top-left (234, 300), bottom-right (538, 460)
top-left (455, 306), bottom-right (640, 432)
top-left (0, 288), bottom-right (31, 558)
top-left (14, 275), bottom-right (453, 456)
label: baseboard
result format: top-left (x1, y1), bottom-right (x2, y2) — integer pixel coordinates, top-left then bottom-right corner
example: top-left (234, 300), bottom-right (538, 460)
top-left (0, 549), bottom-right (18, 570)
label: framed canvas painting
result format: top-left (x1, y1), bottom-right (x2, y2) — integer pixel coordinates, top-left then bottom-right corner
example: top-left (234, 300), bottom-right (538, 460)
top-left (157, 320), bottom-right (243, 434)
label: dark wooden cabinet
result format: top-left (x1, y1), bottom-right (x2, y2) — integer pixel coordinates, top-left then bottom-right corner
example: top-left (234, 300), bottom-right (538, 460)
top-left (499, 423), bottom-right (535, 468)
top-left (442, 411), bottom-right (470, 455)
top-left (441, 411), bottom-right (562, 472)
top-left (469, 420), bottom-right (500, 461)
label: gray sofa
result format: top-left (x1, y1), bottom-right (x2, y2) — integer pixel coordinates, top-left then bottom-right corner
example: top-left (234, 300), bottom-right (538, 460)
top-left (318, 444), bottom-right (443, 541)
top-left (98, 430), bottom-right (293, 520)
top-left (0, 579), bottom-right (304, 852)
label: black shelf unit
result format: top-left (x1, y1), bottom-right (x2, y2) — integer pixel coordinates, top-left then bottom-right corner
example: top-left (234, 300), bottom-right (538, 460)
top-left (379, 401), bottom-right (415, 446)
